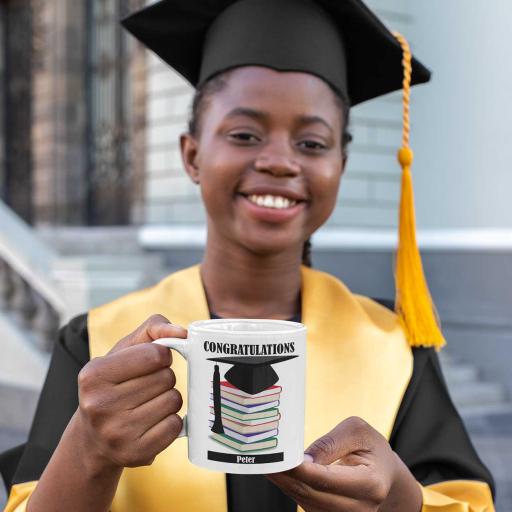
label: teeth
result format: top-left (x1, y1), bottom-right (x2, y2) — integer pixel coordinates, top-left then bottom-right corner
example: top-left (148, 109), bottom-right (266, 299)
top-left (263, 195), bottom-right (274, 207)
top-left (247, 194), bottom-right (297, 209)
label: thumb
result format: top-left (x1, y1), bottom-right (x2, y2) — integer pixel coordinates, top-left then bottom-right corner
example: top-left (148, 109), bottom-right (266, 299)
top-left (304, 416), bottom-right (374, 465)
top-left (109, 314), bottom-right (187, 354)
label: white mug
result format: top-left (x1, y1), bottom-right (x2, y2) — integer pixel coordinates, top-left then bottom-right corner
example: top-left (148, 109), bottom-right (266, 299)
top-left (154, 318), bottom-right (307, 474)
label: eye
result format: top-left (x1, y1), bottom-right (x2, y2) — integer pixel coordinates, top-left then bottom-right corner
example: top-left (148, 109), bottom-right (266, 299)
top-left (298, 140), bottom-right (327, 151)
top-left (227, 132), bottom-right (261, 143)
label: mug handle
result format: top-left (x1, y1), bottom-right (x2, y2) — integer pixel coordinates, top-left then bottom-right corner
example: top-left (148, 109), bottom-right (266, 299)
top-left (152, 337), bottom-right (189, 438)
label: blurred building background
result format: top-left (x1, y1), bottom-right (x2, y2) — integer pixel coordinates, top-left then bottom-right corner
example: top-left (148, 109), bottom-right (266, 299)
top-left (0, 0), bottom-right (511, 508)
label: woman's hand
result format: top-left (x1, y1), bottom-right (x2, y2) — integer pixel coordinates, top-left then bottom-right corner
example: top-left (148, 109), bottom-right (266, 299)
top-left (26, 315), bottom-right (187, 512)
top-left (75, 314), bottom-right (187, 472)
top-left (266, 416), bottom-right (422, 512)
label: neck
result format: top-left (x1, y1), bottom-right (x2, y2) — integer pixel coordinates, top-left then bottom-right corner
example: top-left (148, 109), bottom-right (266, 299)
top-left (200, 235), bottom-right (304, 320)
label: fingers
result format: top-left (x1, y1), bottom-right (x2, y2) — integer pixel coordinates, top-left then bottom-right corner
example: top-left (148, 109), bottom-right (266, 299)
top-left (265, 417), bottom-right (391, 509)
top-left (78, 374), bottom-right (184, 469)
top-left (133, 388), bottom-right (183, 435)
top-left (112, 367), bottom-right (177, 409)
top-left (268, 463), bottom-right (389, 508)
top-left (76, 314), bottom-right (188, 470)
top-left (282, 461), bottom-right (383, 499)
top-left (110, 314), bottom-right (188, 354)
top-left (84, 314), bottom-right (188, 385)
top-left (101, 411), bottom-right (184, 469)
top-left (267, 469), bottom-right (357, 511)
top-left (138, 413), bottom-right (184, 463)
top-left (304, 416), bottom-right (378, 466)
top-left (85, 343), bottom-right (172, 385)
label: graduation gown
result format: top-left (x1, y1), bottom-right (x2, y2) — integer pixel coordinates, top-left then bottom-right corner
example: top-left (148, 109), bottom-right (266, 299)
top-left (1, 265), bottom-right (495, 511)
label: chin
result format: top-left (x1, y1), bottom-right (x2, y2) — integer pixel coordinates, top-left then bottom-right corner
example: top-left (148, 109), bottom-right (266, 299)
top-left (241, 234), bottom-right (305, 258)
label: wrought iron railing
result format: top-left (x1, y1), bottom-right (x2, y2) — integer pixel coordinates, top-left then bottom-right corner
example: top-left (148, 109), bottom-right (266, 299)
top-left (0, 201), bottom-right (66, 352)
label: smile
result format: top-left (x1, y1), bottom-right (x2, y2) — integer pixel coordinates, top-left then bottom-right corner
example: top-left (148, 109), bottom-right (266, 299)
top-left (238, 194), bottom-right (306, 224)
top-left (246, 194), bottom-right (297, 209)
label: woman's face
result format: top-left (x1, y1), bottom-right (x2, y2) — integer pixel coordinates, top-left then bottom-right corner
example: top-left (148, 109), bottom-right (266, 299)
top-left (181, 66), bottom-right (346, 257)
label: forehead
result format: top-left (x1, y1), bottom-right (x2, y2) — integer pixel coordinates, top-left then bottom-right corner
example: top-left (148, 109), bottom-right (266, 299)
top-left (209, 66), bottom-right (341, 119)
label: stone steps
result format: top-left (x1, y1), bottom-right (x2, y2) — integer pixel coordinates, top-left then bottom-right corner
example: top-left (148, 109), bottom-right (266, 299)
top-left (0, 380), bottom-right (41, 432)
top-left (439, 352), bottom-right (510, 413)
top-left (450, 381), bottom-right (508, 408)
top-left (443, 364), bottom-right (479, 386)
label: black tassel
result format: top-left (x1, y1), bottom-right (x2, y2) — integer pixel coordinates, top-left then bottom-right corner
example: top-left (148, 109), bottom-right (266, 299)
top-left (211, 364), bottom-right (224, 434)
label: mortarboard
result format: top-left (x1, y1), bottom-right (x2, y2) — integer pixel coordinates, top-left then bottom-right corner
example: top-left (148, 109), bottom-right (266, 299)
top-left (208, 355), bottom-right (299, 395)
top-left (121, 0), bottom-right (430, 106)
top-left (121, 0), bottom-right (445, 350)
top-left (208, 355), bottom-right (299, 435)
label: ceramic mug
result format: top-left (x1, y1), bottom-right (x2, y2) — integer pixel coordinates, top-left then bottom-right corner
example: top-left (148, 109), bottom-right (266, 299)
top-left (154, 318), bottom-right (307, 474)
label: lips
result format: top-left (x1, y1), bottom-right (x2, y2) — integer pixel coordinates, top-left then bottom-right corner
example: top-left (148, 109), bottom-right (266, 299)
top-left (245, 194), bottom-right (297, 208)
top-left (237, 185), bottom-right (308, 203)
top-left (236, 194), bottom-right (306, 224)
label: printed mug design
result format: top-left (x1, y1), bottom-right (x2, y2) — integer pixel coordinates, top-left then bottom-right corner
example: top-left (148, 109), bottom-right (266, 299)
top-left (207, 355), bottom-right (298, 461)
top-left (154, 319), bottom-right (306, 472)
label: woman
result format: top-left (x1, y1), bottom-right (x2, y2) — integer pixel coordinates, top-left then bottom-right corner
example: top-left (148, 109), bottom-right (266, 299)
top-left (1, 0), bottom-right (495, 510)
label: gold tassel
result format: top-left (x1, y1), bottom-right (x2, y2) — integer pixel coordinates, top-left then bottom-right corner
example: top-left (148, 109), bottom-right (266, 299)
top-left (393, 32), bottom-right (446, 350)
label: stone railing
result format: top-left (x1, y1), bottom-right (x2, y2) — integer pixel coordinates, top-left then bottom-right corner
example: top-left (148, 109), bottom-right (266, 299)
top-left (0, 201), bottom-right (66, 353)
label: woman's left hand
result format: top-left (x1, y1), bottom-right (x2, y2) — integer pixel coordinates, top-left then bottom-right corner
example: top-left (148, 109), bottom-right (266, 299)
top-left (266, 416), bottom-right (422, 512)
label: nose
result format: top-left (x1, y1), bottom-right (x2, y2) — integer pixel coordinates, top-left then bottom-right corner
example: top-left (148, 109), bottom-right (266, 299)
top-left (254, 138), bottom-right (301, 177)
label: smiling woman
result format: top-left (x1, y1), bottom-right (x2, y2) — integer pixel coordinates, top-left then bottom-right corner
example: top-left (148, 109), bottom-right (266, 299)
top-left (0, 0), bottom-right (496, 511)
top-left (180, 67), bottom-right (347, 266)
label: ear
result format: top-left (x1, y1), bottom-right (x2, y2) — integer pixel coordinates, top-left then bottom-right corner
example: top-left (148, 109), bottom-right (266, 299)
top-left (340, 152), bottom-right (348, 178)
top-left (180, 132), bottom-right (200, 184)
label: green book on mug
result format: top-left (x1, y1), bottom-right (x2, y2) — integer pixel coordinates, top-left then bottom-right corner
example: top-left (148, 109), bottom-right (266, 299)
top-left (210, 433), bottom-right (278, 452)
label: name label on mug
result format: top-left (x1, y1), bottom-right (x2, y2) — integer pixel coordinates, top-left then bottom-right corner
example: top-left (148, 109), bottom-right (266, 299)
top-left (207, 451), bottom-right (285, 464)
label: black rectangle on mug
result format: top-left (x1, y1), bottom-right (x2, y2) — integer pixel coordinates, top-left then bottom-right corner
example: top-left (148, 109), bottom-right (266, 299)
top-left (208, 451), bottom-right (284, 464)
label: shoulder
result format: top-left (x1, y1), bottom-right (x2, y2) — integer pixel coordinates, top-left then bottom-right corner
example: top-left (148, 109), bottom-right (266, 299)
top-left (302, 265), bottom-right (403, 334)
top-left (62, 312), bottom-right (89, 339)
top-left (87, 265), bottom-right (205, 357)
top-left (302, 265), bottom-right (396, 316)
top-left (89, 265), bottom-right (199, 320)
top-left (355, 294), bottom-right (397, 325)
top-left (301, 266), bottom-right (393, 311)
top-left (57, 313), bottom-right (90, 363)
top-left (89, 282), bottom-right (158, 319)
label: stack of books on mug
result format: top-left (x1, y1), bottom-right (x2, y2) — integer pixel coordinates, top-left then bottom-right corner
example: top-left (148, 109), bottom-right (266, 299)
top-left (209, 381), bottom-right (281, 452)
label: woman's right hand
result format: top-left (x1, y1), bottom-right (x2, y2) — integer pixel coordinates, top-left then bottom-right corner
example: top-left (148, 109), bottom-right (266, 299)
top-left (75, 314), bottom-right (186, 471)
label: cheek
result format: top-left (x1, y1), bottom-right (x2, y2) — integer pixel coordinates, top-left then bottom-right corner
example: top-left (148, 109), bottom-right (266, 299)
top-left (309, 164), bottom-right (343, 210)
top-left (197, 156), bottom-right (243, 217)
top-left (199, 173), bottom-right (229, 218)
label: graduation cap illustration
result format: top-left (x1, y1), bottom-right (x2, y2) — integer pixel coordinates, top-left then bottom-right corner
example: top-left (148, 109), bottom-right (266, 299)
top-left (208, 355), bottom-right (298, 395)
top-left (208, 355), bottom-right (298, 434)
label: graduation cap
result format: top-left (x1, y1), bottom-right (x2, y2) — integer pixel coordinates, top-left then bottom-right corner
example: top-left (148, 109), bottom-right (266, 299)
top-left (121, 0), bottom-right (430, 105)
top-left (208, 355), bottom-right (298, 434)
top-left (121, 0), bottom-right (445, 349)
top-left (208, 355), bottom-right (298, 395)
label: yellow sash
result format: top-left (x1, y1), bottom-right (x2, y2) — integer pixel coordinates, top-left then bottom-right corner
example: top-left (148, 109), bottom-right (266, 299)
top-left (88, 265), bottom-right (412, 512)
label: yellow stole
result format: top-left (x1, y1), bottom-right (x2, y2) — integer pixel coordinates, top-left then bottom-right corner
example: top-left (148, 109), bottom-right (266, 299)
top-left (88, 265), bottom-right (413, 512)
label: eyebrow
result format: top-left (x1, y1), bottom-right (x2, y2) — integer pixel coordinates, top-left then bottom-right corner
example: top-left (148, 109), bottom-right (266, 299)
top-left (224, 108), bottom-right (333, 133)
top-left (225, 107), bottom-right (268, 122)
top-left (297, 115), bottom-right (333, 134)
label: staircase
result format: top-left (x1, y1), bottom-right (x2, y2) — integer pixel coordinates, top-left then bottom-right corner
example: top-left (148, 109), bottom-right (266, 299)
top-left (439, 350), bottom-right (512, 417)
top-left (0, 204), bottom-right (166, 436)
top-left (0, 205), bottom-right (169, 507)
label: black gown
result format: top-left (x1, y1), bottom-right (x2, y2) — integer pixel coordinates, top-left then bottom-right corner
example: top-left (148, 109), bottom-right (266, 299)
top-left (0, 300), bottom-right (495, 511)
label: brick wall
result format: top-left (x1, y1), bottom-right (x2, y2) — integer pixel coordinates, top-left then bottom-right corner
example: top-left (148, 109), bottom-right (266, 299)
top-left (30, 0), bottom-right (147, 226)
top-left (143, 0), bottom-right (412, 227)
top-left (31, 0), bottom-right (88, 225)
